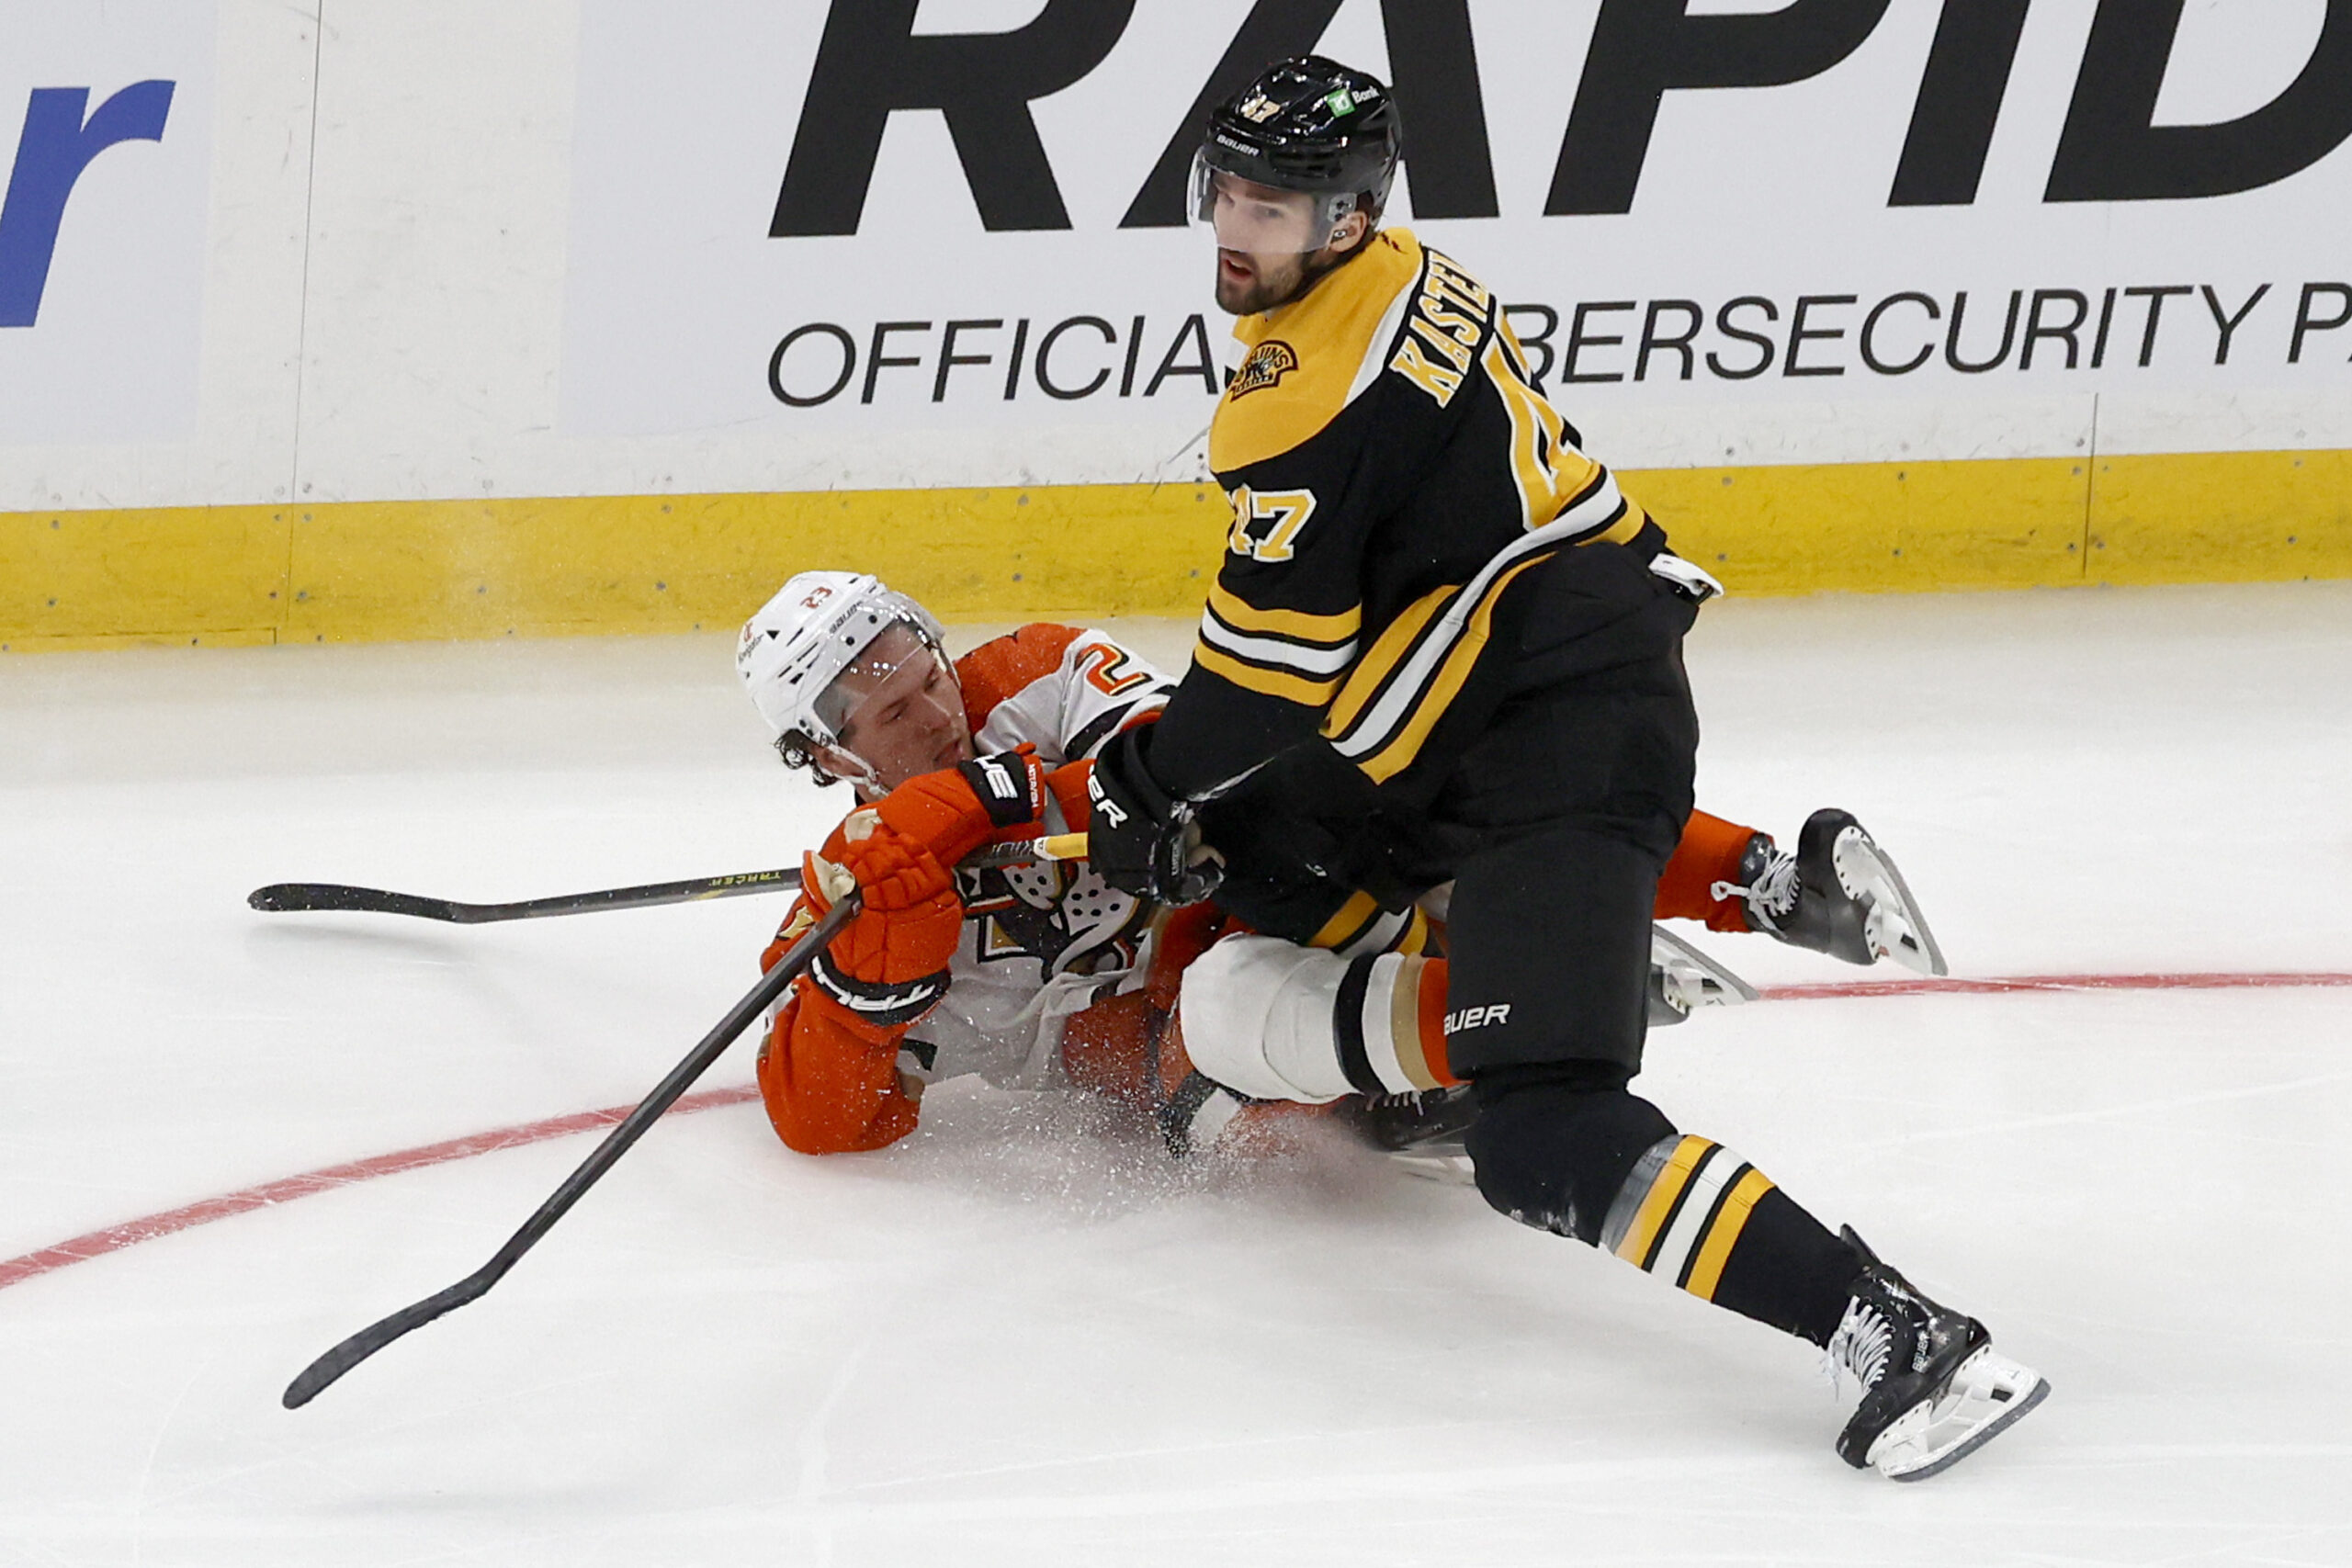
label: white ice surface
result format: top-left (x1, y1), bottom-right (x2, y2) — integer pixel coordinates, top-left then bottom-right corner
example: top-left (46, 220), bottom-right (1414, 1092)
top-left (3, 583), bottom-right (2349, 1566)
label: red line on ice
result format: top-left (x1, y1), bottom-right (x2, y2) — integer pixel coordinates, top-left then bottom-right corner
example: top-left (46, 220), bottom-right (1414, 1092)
top-left (0, 1085), bottom-right (761, 1294)
top-left (6, 968), bottom-right (2351, 1298)
top-left (1756, 971), bottom-right (2352, 1001)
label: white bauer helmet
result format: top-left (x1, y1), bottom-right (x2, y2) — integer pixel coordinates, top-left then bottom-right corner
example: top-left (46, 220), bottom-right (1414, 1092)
top-left (736, 570), bottom-right (954, 784)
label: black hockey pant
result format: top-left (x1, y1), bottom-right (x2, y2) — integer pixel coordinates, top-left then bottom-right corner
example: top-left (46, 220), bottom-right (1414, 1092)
top-left (1206, 578), bottom-right (1863, 1345)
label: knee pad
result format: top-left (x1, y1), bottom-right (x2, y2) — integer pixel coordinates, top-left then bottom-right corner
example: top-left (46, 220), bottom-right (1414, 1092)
top-left (1178, 934), bottom-right (1455, 1104)
top-left (1178, 935), bottom-right (1352, 1102)
top-left (1463, 1080), bottom-right (1676, 1244)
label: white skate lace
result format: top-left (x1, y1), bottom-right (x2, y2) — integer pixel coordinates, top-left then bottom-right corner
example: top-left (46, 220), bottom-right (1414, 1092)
top-left (1826, 1297), bottom-right (1894, 1395)
top-left (1711, 852), bottom-right (1799, 923)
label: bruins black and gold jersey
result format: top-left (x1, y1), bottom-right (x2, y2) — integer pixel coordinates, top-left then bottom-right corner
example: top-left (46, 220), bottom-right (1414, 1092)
top-left (1149, 227), bottom-right (1659, 803)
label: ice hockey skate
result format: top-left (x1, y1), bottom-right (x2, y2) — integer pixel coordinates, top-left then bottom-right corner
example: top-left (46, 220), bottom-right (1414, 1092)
top-left (1648, 924), bottom-right (1759, 1024)
top-left (1828, 1227), bottom-right (2049, 1479)
top-left (1342, 1083), bottom-right (1477, 1183)
top-left (1718, 809), bottom-right (1948, 976)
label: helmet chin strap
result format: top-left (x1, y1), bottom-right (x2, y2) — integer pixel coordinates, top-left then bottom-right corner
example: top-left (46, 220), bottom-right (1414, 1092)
top-left (832, 748), bottom-right (886, 795)
top-left (808, 739), bottom-right (885, 795)
top-left (1270, 227), bottom-right (1372, 310)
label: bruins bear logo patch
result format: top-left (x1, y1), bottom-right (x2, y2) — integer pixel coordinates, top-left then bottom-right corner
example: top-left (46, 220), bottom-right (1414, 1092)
top-left (1227, 340), bottom-right (1299, 400)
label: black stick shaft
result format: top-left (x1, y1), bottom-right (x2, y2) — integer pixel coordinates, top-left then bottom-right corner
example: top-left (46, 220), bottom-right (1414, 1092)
top-left (247, 835), bottom-right (1087, 926)
top-left (280, 895), bottom-right (861, 1409)
top-left (247, 867), bottom-right (801, 923)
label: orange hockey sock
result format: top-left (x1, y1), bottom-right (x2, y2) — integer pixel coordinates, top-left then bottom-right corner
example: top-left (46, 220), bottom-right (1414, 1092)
top-left (1656, 810), bottom-right (1764, 932)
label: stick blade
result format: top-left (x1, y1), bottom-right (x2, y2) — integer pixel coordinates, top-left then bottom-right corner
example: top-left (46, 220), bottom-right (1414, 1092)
top-left (249, 884), bottom-right (461, 921)
top-left (282, 1270), bottom-right (495, 1408)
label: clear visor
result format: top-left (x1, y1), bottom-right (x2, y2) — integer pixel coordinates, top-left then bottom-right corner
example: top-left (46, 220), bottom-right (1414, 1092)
top-left (1190, 153), bottom-right (1350, 254)
top-left (810, 618), bottom-right (953, 743)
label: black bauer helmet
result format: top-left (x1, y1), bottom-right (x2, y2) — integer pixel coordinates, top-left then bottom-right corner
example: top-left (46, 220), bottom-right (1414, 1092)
top-left (1193, 56), bottom-right (1402, 255)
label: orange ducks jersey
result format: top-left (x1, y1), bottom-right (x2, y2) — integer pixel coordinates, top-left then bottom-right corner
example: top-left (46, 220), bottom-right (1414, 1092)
top-left (755, 625), bottom-right (1174, 1155)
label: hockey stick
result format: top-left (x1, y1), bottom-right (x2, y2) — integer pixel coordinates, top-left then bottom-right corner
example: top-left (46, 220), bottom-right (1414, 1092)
top-left (278, 831), bottom-right (1086, 1409)
top-left (279, 894), bottom-right (855, 1408)
top-left (247, 834), bottom-right (1091, 926)
top-left (249, 867), bottom-right (798, 923)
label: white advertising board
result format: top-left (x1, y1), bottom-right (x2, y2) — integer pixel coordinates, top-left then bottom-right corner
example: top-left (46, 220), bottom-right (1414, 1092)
top-left (561, 0), bottom-right (2352, 482)
top-left (0, 0), bottom-right (215, 445)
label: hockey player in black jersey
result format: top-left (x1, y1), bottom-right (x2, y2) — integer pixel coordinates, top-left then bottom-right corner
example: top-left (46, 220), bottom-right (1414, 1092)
top-left (1088, 56), bottom-right (2047, 1480)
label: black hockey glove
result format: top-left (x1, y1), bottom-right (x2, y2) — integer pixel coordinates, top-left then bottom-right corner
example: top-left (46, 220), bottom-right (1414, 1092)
top-left (1086, 726), bottom-right (1225, 905)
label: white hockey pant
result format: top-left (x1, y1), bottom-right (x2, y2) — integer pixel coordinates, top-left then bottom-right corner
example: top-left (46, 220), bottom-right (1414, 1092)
top-left (1178, 933), bottom-right (1450, 1103)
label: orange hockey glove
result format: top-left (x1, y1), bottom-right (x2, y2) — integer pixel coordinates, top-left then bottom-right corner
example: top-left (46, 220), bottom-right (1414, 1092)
top-left (756, 985), bottom-right (923, 1155)
top-left (801, 811), bottom-right (964, 1030)
top-left (870, 749), bottom-right (1051, 866)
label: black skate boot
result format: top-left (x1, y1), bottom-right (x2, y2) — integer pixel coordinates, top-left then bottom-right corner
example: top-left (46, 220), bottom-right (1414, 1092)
top-left (1829, 1227), bottom-right (2049, 1480)
top-left (1716, 810), bottom-right (1948, 976)
top-left (1343, 1086), bottom-right (1479, 1183)
top-left (1348, 1085), bottom-right (1477, 1151)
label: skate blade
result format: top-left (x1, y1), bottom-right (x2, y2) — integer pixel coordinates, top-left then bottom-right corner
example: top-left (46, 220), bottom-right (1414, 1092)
top-left (1651, 925), bottom-right (1760, 1010)
top-left (1386, 1145), bottom-right (1477, 1186)
top-left (1869, 1347), bottom-right (2051, 1481)
top-left (1832, 835), bottom-right (1950, 977)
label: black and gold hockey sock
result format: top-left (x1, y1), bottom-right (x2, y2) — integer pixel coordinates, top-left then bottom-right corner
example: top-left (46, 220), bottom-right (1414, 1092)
top-left (1600, 1134), bottom-right (1863, 1346)
top-left (1463, 1080), bottom-right (1865, 1348)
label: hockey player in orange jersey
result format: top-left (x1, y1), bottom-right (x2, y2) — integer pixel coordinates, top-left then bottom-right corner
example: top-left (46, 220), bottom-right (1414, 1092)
top-left (734, 570), bottom-right (1942, 1164)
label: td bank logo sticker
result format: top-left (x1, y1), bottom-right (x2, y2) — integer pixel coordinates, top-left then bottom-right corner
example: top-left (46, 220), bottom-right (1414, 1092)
top-left (1229, 340), bottom-right (1298, 399)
